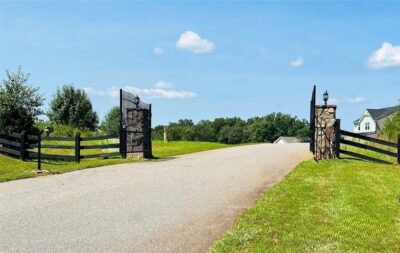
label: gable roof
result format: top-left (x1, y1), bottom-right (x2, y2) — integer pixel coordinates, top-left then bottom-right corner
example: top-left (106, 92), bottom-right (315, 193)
top-left (274, 136), bottom-right (300, 143)
top-left (367, 106), bottom-right (399, 120)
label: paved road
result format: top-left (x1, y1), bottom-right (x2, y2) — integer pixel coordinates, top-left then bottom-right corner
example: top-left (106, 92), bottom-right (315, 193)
top-left (0, 143), bottom-right (310, 253)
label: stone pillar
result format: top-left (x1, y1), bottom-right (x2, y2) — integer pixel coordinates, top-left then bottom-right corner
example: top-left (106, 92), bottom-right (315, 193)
top-left (126, 109), bottom-right (146, 159)
top-left (314, 105), bottom-right (337, 160)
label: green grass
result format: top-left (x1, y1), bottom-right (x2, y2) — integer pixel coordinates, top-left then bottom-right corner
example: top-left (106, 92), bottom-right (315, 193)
top-left (0, 141), bottom-right (232, 182)
top-left (152, 140), bottom-right (232, 158)
top-left (211, 159), bottom-right (400, 252)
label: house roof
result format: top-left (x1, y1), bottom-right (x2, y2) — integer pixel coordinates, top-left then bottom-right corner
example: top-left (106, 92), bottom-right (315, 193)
top-left (367, 106), bottom-right (399, 120)
top-left (354, 106), bottom-right (399, 126)
top-left (274, 136), bottom-right (300, 143)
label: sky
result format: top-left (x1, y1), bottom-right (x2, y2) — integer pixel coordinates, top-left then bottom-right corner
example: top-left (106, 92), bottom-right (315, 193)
top-left (1, 1), bottom-right (400, 130)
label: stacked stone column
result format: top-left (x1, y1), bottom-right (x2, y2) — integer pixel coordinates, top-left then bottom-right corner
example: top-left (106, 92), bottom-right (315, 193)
top-left (314, 105), bottom-right (337, 160)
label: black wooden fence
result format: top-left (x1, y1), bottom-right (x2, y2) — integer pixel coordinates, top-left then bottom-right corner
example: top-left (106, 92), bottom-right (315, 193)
top-left (333, 120), bottom-right (400, 164)
top-left (0, 131), bottom-right (123, 169)
top-left (0, 131), bottom-right (27, 159)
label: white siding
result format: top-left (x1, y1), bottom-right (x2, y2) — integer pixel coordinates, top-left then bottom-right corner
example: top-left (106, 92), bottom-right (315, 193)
top-left (275, 139), bottom-right (287, 144)
top-left (354, 114), bottom-right (376, 134)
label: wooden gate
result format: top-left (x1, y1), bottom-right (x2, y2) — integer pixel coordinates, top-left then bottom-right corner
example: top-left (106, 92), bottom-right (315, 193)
top-left (310, 85), bottom-right (316, 154)
top-left (119, 89), bottom-right (152, 158)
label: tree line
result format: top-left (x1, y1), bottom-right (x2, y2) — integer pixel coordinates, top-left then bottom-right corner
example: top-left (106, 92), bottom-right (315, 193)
top-left (152, 114), bottom-right (310, 144)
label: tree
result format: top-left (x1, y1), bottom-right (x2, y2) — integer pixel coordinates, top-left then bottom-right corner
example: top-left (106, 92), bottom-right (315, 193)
top-left (218, 125), bottom-right (231, 143)
top-left (100, 106), bottom-right (120, 135)
top-left (177, 119), bottom-right (194, 127)
top-left (48, 85), bottom-right (98, 130)
top-left (228, 125), bottom-right (245, 144)
top-left (194, 120), bottom-right (216, 142)
top-left (382, 104), bottom-right (400, 142)
top-left (0, 67), bottom-right (44, 133)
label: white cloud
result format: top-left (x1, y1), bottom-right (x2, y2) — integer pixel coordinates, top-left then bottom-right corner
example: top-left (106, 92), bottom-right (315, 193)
top-left (153, 47), bottom-right (164, 55)
top-left (347, 96), bottom-right (367, 104)
top-left (176, 31), bottom-right (215, 54)
top-left (368, 42), bottom-right (400, 69)
top-left (107, 81), bottom-right (196, 99)
top-left (155, 80), bottom-right (173, 89)
top-left (290, 56), bottom-right (304, 67)
top-left (83, 87), bottom-right (104, 96)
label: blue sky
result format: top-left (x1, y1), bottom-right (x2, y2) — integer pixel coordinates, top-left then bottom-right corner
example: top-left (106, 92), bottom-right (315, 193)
top-left (1, 1), bottom-right (400, 130)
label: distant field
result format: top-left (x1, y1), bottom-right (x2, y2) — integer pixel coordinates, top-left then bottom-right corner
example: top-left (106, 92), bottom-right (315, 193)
top-left (210, 159), bottom-right (400, 252)
top-left (0, 141), bottom-right (233, 182)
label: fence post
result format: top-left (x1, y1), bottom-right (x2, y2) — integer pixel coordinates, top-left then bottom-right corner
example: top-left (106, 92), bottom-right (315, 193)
top-left (148, 104), bottom-right (153, 158)
top-left (335, 119), bottom-right (341, 159)
top-left (37, 133), bottom-right (42, 171)
top-left (75, 132), bottom-right (81, 163)
top-left (20, 131), bottom-right (26, 161)
top-left (397, 134), bottom-right (400, 164)
top-left (120, 127), bottom-right (127, 159)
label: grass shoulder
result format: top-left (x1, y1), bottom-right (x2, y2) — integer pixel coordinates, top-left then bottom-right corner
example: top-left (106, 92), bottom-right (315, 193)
top-left (210, 159), bottom-right (400, 252)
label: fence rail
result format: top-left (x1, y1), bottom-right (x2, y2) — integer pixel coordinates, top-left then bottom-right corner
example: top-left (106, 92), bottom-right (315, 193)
top-left (340, 139), bottom-right (397, 158)
top-left (340, 130), bottom-right (397, 148)
top-left (0, 131), bottom-right (123, 170)
top-left (0, 131), bottom-right (24, 159)
top-left (334, 124), bottom-right (400, 164)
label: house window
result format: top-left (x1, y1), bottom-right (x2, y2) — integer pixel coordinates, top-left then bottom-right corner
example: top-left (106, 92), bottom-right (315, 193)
top-left (358, 126), bottom-right (360, 131)
top-left (365, 122), bottom-right (370, 130)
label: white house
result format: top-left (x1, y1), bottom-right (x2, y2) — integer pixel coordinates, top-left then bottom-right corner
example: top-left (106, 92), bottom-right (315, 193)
top-left (274, 136), bottom-right (300, 144)
top-left (353, 106), bottom-right (398, 136)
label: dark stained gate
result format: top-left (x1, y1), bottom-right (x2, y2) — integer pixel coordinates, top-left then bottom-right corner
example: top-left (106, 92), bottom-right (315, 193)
top-left (310, 85), bottom-right (316, 154)
top-left (120, 89), bottom-right (152, 158)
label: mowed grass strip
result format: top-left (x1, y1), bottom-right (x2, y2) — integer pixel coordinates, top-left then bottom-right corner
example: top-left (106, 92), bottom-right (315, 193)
top-left (0, 140), bottom-right (232, 182)
top-left (210, 159), bottom-right (400, 252)
top-left (152, 140), bottom-right (232, 158)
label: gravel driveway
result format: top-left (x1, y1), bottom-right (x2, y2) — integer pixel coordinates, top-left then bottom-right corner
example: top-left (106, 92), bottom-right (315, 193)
top-left (0, 143), bottom-right (311, 253)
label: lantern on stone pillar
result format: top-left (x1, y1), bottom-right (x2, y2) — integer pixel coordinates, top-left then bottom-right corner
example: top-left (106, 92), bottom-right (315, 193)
top-left (323, 90), bottom-right (329, 106)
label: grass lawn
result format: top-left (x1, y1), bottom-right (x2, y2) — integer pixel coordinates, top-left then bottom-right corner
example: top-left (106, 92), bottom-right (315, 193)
top-left (0, 140), bottom-right (232, 182)
top-left (211, 159), bottom-right (400, 252)
top-left (152, 140), bottom-right (231, 158)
